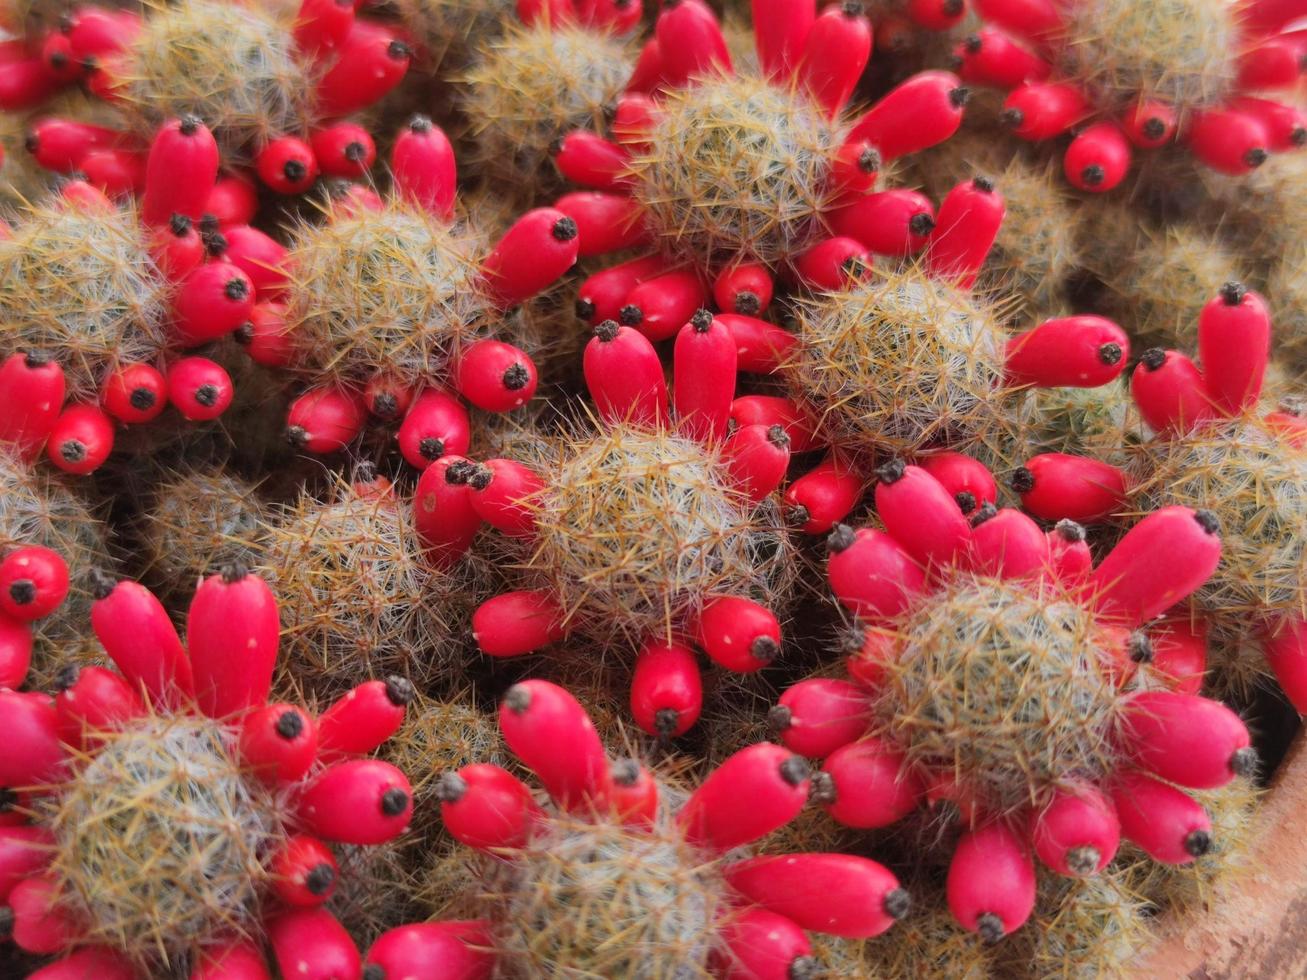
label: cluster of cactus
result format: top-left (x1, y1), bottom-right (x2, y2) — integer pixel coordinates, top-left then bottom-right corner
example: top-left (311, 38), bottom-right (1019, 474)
top-left (2, 0), bottom-right (1307, 975)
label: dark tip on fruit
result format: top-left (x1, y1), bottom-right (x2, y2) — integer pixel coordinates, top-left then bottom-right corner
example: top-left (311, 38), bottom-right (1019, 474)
top-left (8, 580), bottom-right (34, 607)
top-left (1066, 845), bottom-right (1100, 876)
top-left (751, 635), bottom-right (780, 663)
top-left (88, 568), bottom-right (117, 600)
top-left (552, 216), bottom-right (579, 242)
top-left (1230, 746), bottom-right (1258, 778)
top-left (387, 40), bottom-right (412, 60)
top-left (283, 158), bottom-right (307, 183)
top-left (203, 230), bottom-right (228, 257)
top-left (784, 503), bottom-right (810, 528)
top-left (691, 308), bottom-right (713, 331)
top-left (1142, 117), bottom-right (1166, 141)
top-left (942, 0), bottom-right (963, 13)
top-left (548, 136), bottom-right (564, 157)
top-left (59, 439), bottom-right (87, 463)
top-left (909, 212), bottom-right (936, 236)
top-left (840, 0), bottom-right (862, 17)
top-left (199, 214), bottom-right (220, 236)
top-left (1081, 164), bottom-right (1105, 187)
top-left (875, 458), bottom-right (906, 485)
top-left (1128, 631), bottom-right (1153, 663)
top-left (1010, 466), bottom-right (1036, 494)
top-left (977, 912), bottom-right (1006, 944)
top-left (1139, 347), bottom-right (1166, 371)
top-left (778, 754), bottom-right (810, 786)
top-left (384, 675), bottom-right (415, 707)
top-left (767, 424), bottom-right (790, 449)
top-left (363, 966), bottom-right (384, 980)
top-left (595, 319), bottom-right (621, 342)
top-left (1219, 281), bottom-right (1247, 306)
top-left (0, 907), bottom-right (12, 941)
top-left (129, 387), bottom-right (156, 411)
top-left (1055, 518), bottom-right (1086, 542)
top-left (809, 770), bottom-right (836, 806)
top-left (970, 502), bottom-right (998, 527)
top-left (380, 787), bottom-right (409, 817)
top-left (23, 131), bottom-right (37, 154)
top-left (502, 362), bottom-right (530, 391)
top-left (433, 771), bottom-right (467, 803)
top-left (842, 254), bottom-right (868, 278)
top-left (575, 297), bottom-right (596, 321)
top-left (224, 278), bottom-right (249, 301)
top-left (276, 709), bottom-right (304, 739)
top-left (964, 33), bottom-right (983, 54)
top-left (467, 464), bottom-right (492, 492)
top-left (1244, 147), bottom-right (1268, 168)
top-left (193, 383), bottom-right (219, 408)
top-left (408, 114), bottom-right (433, 134)
top-left (371, 392), bottom-right (399, 419)
top-left (954, 490), bottom-right (976, 514)
top-left (1098, 341), bottom-right (1123, 366)
top-left (1293, 127), bottom-right (1307, 148)
top-left (611, 758), bottom-right (640, 786)
top-left (733, 290), bottom-right (761, 315)
top-left (1185, 829), bottom-right (1212, 857)
top-left (305, 863), bottom-right (335, 895)
top-left (23, 349), bottom-right (51, 367)
top-left (827, 523), bottom-right (856, 554)
top-left (1194, 509), bottom-right (1220, 535)
top-left (619, 304), bottom-right (643, 326)
top-left (972, 175), bottom-right (995, 193)
top-left (219, 561), bottom-right (250, 583)
top-left (179, 115), bottom-right (202, 136)
top-left (789, 956), bottom-right (820, 980)
top-left (53, 664), bottom-right (80, 692)
top-left (883, 887), bottom-right (911, 920)
top-left (418, 436), bottom-right (445, 461)
top-left (1000, 107), bottom-right (1024, 128)
top-left (767, 704), bottom-right (792, 732)
top-left (504, 683), bottom-right (532, 714)
top-left (286, 424), bottom-right (309, 449)
top-left (445, 459), bottom-right (476, 485)
top-left (949, 86), bottom-right (971, 108)
top-left (344, 141), bottom-right (367, 163)
top-left (654, 708), bottom-right (680, 737)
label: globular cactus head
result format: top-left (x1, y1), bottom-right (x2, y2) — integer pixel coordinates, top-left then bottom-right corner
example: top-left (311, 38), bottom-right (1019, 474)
top-left (1054, 0), bottom-right (1237, 110)
top-left (393, 0), bottom-right (514, 68)
top-left (284, 198), bottom-right (489, 390)
top-left (525, 424), bottom-right (794, 647)
top-left (881, 575), bottom-right (1119, 813)
top-left (1268, 243), bottom-right (1307, 373)
top-left (136, 467), bottom-right (268, 602)
top-left (786, 264), bottom-right (1008, 459)
top-left (118, 0), bottom-right (312, 159)
top-left (258, 476), bottom-right (479, 698)
top-left (327, 840), bottom-right (419, 950)
top-left (48, 714), bottom-right (284, 965)
top-left (482, 810), bottom-right (723, 977)
top-left (628, 72), bottom-right (837, 266)
top-left (0, 196), bottom-right (169, 399)
top-left (462, 22), bottom-right (633, 198)
top-left (1135, 418), bottom-right (1307, 625)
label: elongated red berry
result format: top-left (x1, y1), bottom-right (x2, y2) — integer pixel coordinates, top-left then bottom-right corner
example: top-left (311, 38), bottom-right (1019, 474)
top-left (467, 458), bottom-right (543, 537)
top-left (46, 403), bottom-right (113, 475)
top-left (414, 456), bottom-right (482, 567)
top-left (713, 262), bottom-right (773, 315)
top-left (798, 2), bottom-right (872, 118)
top-left (584, 320), bottom-right (668, 427)
top-left (150, 213), bottom-right (204, 281)
top-left (969, 506), bottom-right (1049, 580)
top-left (473, 590), bottom-right (566, 657)
top-left (576, 254), bottom-right (667, 325)
top-left (286, 386), bottom-right (366, 454)
top-left (0, 54), bottom-right (60, 111)
top-left (731, 396), bottom-right (817, 452)
top-left (454, 339), bottom-right (537, 413)
top-left (611, 92), bottom-right (660, 150)
top-left (271, 834), bottom-right (338, 907)
top-left (1198, 282), bottom-right (1270, 417)
top-left (770, 678), bottom-right (869, 759)
top-left (0, 547), bottom-right (69, 623)
top-left (1187, 107), bottom-right (1269, 175)
top-left (206, 174), bottom-right (259, 228)
top-left (80, 146), bottom-right (146, 198)
top-left (393, 115), bottom-right (456, 220)
top-left (1121, 101), bottom-right (1177, 148)
top-left (189, 937), bottom-right (270, 979)
top-left (919, 452), bottom-right (995, 517)
top-left (27, 948), bottom-right (136, 980)
top-left (1002, 82), bottom-right (1090, 140)
top-left (673, 310), bottom-right (737, 443)
top-left (723, 424), bottom-right (791, 503)
top-left (268, 908), bottom-right (360, 980)
top-left (187, 564), bottom-right (278, 718)
top-left (626, 37), bottom-right (665, 93)
top-left (717, 314), bottom-right (798, 373)
top-left (819, 736), bottom-right (921, 828)
top-left (365, 923), bottom-right (496, 980)
top-left (314, 21), bottom-right (410, 116)
top-left (25, 118), bottom-right (122, 173)
top-left (256, 136), bottom-right (318, 194)
top-left (829, 188), bottom-right (936, 256)
top-left (311, 121), bottom-right (375, 179)
top-left (90, 575), bottom-right (192, 706)
top-left (1091, 506), bottom-right (1222, 628)
top-left (610, 761), bottom-right (657, 829)
top-left (785, 454), bottom-right (863, 534)
top-left (620, 269), bottom-right (707, 342)
top-left (552, 130), bottom-right (631, 191)
top-left (501, 679), bottom-right (611, 810)
top-left (1228, 96), bottom-right (1307, 152)
top-left (1147, 617), bottom-right (1207, 695)
top-left (974, 0), bottom-right (1061, 38)
top-left (517, 0), bottom-right (573, 27)
top-left (752, 0), bottom-right (815, 78)
top-left (172, 260), bottom-right (254, 346)
top-left (317, 677), bottom-right (413, 762)
top-left (1236, 35), bottom-right (1303, 91)
top-left (714, 907), bottom-right (813, 980)
top-left (363, 374), bottom-right (414, 421)
top-left (294, 0), bottom-right (356, 57)
top-left (1031, 784), bottom-right (1119, 876)
top-left (1110, 770), bottom-right (1211, 864)
top-left (10, 875), bottom-right (75, 954)
top-left (631, 640), bottom-right (703, 737)
top-left (297, 759), bottom-right (412, 844)
top-left (480, 208), bottom-right (579, 308)
top-left (1064, 122), bottom-right (1131, 192)
top-left (678, 742), bottom-right (810, 851)
top-left (656, 0), bottom-right (732, 87)
top-left (794, 236), bottom-right (870, 291)
top-left (437, 764), bottom-right (541, 850)
top-left (66, 8), bottom-right (140, 62)
top-left (102, 362), bottom-right (166, 424)
top-left (848, 71), bottom-right (968, 160)
top-left (875, 460), bottom-right (971, 571)
top-left (953, 27), bottom-right (1050, 87)
top-left (925, 176), bottom-right (1004, 289)
top-left (0, 689), bottom-right (64, 787)
top-left (0, 616), bottom-right (32, 690)
top-left (947, 822), bottom-right (1036, 941)
top-left (397, 389), bottom-right (470, 468)
top-left (1005, 315), bottom-right (1128, 388)
top-left (829, 136), bottom-right (882, 197)
top-left (695, 595), bottom-right (782, 672)
top-left (224, 225), bottom-right (289, 298)
top-left (1118, 690), bottom-right (1253, 789)
top-left (0, 826), bottom-right (52, 904)
top-left (556, 191), bottom-right (648, 256)
top-left (1131, 348), bottom-right (1212, 436)
top-left (239, 703), bottom-right (318, 784)
top-left (0, 350), bottom-right (65, 460)
top-left (726, 853), bottom-right (908, 938)
top-left (827, 524), bottom-right (925, 621)
top-left (1013, 453), bottom-right (1128, 523)
top-left (167, 357), bottom-right (233, 421)
top-left (141, 116), bottom-right (219, 226)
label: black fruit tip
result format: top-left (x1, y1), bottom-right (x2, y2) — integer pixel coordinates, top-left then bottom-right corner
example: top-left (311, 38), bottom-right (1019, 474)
top-left (954, 490), bottom-right (976, 514)
top-left (767, 704), bottom-right (793, 732)
top-left (842, 254), bottom-right (868, 278)
top-left (286, 424), bottom-right (309, 449)
top-left (594, 319), bottom-right (621, 341)
top-left (1142, 117), bottom-right (1166, 141)
top-left (502, 362), bottom-right (531, 391)
top-left (408, 114), bottom-right (433, 134)
top-left (53, 664), bottom-right (80, 692)
top-left (978, 912), bottom-right (1006, 944)
top-left (964, 33), bottom-right (982, 54)
top-left (1194, 509), bottom-right (1220, 535)
top-left (1230, 746), bottom-right (1258, 778)
top-left (203, 230), bottom-right (228, 257)
top-left (363, 966), bottom-right (385, 980)
top-left (1139, 347), bottom-right (1166, 371)
top-left (8, 580), bottom-right (35, 607)
top-left (575, 297), bottom-right (596, 320)
top-left (875, 458), bottom-right (906, 485)
top-left (1080, 164), bottom-right (1105, 187)
top-left (276, 709), bottom-right (304, 739)
top-left (840, 0), bottom-right (863, 16)
top-left (941, 0), bottom-right (963, 13)
top-left (445, 459), bottom-right (476, 485)
top-left (504, 683), bottom-right (532, 714)
top-left (1184, 829), bottom-right (1212, 857)
top-left (690, 308), bottom-right (713, 331)
top-left (468, 464), bottom-right (492, 492)
top-left (418, 436), bottom-right (445, 461)
top-left (433, 771), bottom-right (467, 803)
top-left (751, 635), bottom-right (780, 663)
top-left (129, 387), bottom-right (156, 410)
top-left (380, 787), bottom-right (409, 817)
top-left (733, 290), bottom-right (761, 315)
top-left (1128, 631), bottom-right (1154, 664)
top-left (949, 86), bottom-right (971, 108)
top-left (767, 424), bottom-right (791, 449)
top-left (909, 212), bottom-right (936, 236)
top-left (654, 707), bottom-right (680, 737)
top-left (193, 383), bottom-right (219, 407)
top-left (970, 502), bottom-right (998, 527)
top-left (858, 146), bottom-right (881, 174)
top-left (384, 675), bottom-right (415, 706)
top-left (827, 523), bottom-right (856, 554)
top-left (778, 755), bottom-right (810, 786)
top-left (1054, 518), bottom-right (1086, 542)
top-left (23, 132), bottom-right (37, 154)
top-left (224, 277), bottom-right (249, 301)
top-left (789, 956), bottom-right (820, 980)
top-left (972, 175), bottom-right (995, 193)
top-left (23, 349), bottom-right (52, 367)
top-left (1010, 466), bottom-right (1036, 494)
top-left (1219, 281), bottom-right (1247, 306)
top-left (552, 216), bottom-right (579, 241)
top-left (283, 158), bottom-right (307, 183)
top-left (305, 863), bottom-right (335, 895)
top-left (179, 115), bottom-right (202, 136)
top-left (387, 40), bottom-right (412, 60)
top-left (618, 304), bottom-right (643, 326)
top-left (0, 907), bottom-right (12, 941)
top-left (1292, 127), bottom-right (1307, 148)
top-left (784, 503), bottom-right (810, 528)
top-left (1244, 147), bottom-right (1268, 168)
top-left (884, 887), bottom-right (911, 920)
top-left (1000, 107), bottom-right (1025, 128)
top-left (199, 213), bottom-right (220, 236)
top-left (88, 568), bottom-right (116, 600)
top-left (611, 758), bottom-right (640, 786)
top-left (1066, 845), bottom-right (1101, 876)
top-left (219, 561), bottom-right (250, 583)
top-left (1098, 341), bottom-right (1123, 366)
top-left (59, 439), bottom-right (87, 463)
top-left (808, 770), bottom-right (836, 806)
top-left (371, 392), bottom-right (399, 419)
top-left (344, 141), bottom-right (368, 163)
